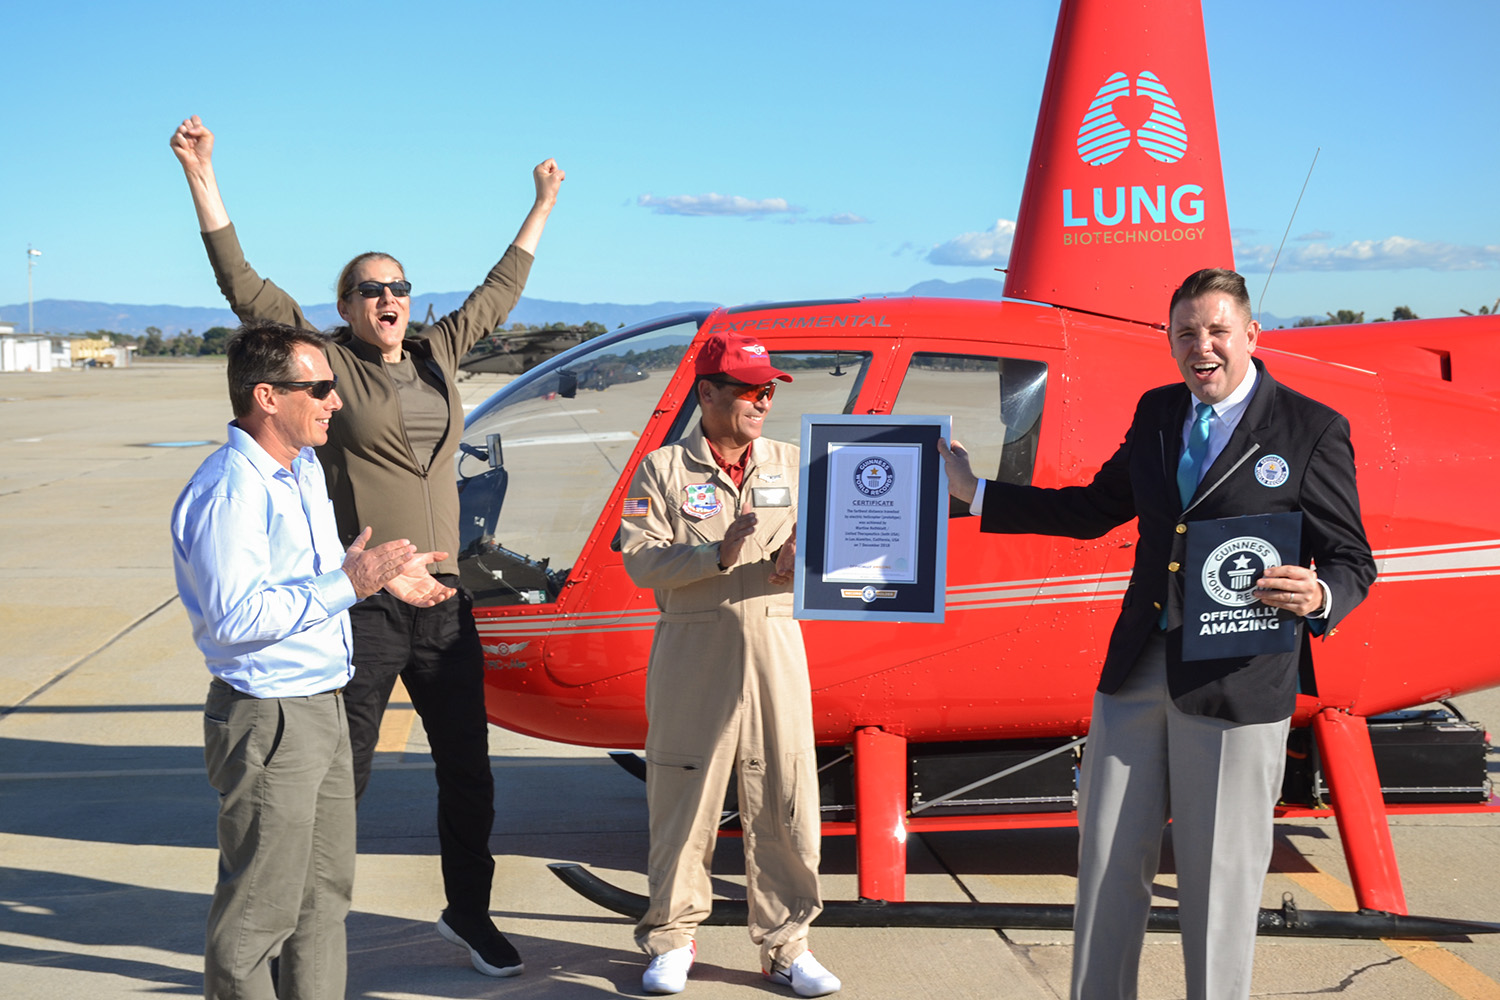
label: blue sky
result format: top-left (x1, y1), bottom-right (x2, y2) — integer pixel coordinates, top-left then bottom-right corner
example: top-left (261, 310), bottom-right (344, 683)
top-left (4, 0), bottom-right (1498, 322)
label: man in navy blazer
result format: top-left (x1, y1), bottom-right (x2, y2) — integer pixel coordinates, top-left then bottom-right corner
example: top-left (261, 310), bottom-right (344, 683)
top-left (940, 268), bottom-right (1376, 1000)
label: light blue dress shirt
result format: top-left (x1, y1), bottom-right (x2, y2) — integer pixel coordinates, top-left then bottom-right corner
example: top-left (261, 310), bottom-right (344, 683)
top-left (1179, 364), bottom-right (1256, 479)
top-left (172, 422), bottom-right (357, 698)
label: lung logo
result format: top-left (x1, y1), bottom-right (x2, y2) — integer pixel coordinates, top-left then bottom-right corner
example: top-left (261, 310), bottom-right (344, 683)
top-left (1077, 70), bottom-right (1188, 166)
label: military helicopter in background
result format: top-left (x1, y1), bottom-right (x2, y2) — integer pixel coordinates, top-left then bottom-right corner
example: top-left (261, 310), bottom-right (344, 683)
top-left (450, 0), bottom-right (1500, 937)
top-left (457, 321), bottom-right (607, 376)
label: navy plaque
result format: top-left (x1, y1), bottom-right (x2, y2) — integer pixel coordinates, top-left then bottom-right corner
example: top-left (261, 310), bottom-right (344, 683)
top-left (1182, 512), bottom-right (1303, 661)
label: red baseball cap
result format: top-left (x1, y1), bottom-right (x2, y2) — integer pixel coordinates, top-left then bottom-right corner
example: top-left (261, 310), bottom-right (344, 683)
top-left (693, 332), bottom-right (793, 384)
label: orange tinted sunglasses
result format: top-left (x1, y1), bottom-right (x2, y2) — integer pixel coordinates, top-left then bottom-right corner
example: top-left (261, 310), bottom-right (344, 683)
top-left (708, 378), bottom-right (777, 402)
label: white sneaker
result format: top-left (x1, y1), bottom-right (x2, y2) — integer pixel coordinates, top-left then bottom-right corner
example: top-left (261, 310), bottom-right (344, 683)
top-left (642, 941), bottom-right (696, 994)
top-left (765, 951), bottom-right (841, 997)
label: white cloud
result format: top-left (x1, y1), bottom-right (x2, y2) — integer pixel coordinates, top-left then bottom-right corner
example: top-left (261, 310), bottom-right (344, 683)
top-left (927, 219), bottom-right (1017, 267)
top-left (1294, 229), bottom-right (1334, 241)
top-left (637, 193), bottom-right (804, 218)
top-left (1234, 235), bottom-right (1500, 273)
top-left (812, 212), bottom-right (870, 226)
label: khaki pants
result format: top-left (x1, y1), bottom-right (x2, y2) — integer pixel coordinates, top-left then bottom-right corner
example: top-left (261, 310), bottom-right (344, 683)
top-left (635, 625), bottom-right (823, 973)
top-left (203, 681), bottom-right (355, 1000)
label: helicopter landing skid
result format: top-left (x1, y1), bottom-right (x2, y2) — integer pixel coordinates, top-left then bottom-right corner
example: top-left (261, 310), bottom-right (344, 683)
top-left (547, 862), bottom-right (1500, 940)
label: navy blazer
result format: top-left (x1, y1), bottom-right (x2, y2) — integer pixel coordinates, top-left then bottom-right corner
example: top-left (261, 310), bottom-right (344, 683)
top-left (982, 359), bottom-right (1376, 724)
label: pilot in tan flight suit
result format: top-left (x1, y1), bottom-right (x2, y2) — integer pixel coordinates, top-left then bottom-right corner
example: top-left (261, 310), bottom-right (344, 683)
top-left (620, 331), bottom-right (841, 997)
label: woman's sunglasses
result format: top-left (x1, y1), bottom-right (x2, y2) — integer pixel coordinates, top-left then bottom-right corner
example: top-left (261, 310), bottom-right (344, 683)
top-left (346, 280), bottom-right (412, 299)
top-left (266, 375), bottom-right (339, 400)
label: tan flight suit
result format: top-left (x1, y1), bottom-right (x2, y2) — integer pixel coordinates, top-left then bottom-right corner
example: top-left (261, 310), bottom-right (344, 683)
top-left (620, 423), bottom-right (822, 973)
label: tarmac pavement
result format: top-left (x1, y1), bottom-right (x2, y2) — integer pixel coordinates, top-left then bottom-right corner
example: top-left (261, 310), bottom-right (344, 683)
top-left (4, 359), bottom-right (1500, 999)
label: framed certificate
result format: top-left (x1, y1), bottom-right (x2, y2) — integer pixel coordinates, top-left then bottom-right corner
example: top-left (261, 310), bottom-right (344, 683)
top-left (794, 414), bottom-right (949, 622)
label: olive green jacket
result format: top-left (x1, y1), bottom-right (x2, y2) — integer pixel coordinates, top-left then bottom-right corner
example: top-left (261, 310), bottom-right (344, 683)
top-left (202, 224), bottom-right (533, 575)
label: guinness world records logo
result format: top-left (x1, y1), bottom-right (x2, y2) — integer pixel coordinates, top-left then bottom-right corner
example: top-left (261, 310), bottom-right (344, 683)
top-left (1202, 535), bottom-right (1281, 606)
top-left (854, 457), bottom-right (895, 497)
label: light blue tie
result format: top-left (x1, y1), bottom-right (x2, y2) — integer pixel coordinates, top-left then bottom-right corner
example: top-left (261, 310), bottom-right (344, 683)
top-left (1161, 402), bottom-right (1213, 631)
top-left (1177, 402), bottom-right (1214, 509)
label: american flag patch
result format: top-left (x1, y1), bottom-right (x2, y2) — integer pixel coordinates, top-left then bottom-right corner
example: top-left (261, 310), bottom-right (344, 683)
top-left (622, 496), bottom-right (651, 518)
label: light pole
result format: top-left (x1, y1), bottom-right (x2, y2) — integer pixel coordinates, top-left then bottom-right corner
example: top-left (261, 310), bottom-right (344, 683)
top-left (27, 246), bottom-right (42, 335)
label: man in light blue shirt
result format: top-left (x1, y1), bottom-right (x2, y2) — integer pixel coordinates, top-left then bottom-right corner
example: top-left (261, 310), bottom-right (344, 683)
top-left (172, 323), bottom-right (453, 1000)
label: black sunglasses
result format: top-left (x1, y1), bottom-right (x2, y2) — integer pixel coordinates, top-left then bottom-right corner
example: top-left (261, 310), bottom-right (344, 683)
top-left (266, 375), bottom-right (339, 400)
top-left (346, 279), bottom-right (412, 299)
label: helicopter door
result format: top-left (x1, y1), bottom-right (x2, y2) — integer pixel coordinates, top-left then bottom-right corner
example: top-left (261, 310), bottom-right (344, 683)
top-left (890, 350), bottom-right (1074, 645)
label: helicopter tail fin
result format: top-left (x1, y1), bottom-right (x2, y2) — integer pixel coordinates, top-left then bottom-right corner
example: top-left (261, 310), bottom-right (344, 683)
top-left (1004, 0), bottom-right (1234, 327)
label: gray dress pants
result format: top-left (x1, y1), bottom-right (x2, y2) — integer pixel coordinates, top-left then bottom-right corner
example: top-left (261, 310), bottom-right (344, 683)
top-left (1070, 633), bottom-right (1290, 1000)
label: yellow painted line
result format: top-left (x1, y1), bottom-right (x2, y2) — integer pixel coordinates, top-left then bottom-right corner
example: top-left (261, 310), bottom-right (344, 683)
top-left (1387, 942), bottom-right (1500, 1000)
top-left (375, 676), bottom-right (416, 753)
top-left (1277, 840), bottom-right (1500, 998)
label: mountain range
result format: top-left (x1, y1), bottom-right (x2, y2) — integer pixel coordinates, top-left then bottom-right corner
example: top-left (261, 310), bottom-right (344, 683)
top-left (0, 277), bottom-right (1302, 336)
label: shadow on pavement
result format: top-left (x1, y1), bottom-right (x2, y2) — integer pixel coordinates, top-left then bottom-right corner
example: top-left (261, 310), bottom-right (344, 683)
top-left (0, 868), bottom-right (203, 994)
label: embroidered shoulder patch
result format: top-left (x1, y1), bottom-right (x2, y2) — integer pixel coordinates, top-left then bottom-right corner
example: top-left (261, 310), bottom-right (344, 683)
top-left (621, 496), bottom-right (651, 517)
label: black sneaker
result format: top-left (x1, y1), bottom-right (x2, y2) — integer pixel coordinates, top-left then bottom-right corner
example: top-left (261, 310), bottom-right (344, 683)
top-left (436, 909), bottom-right (524, 977)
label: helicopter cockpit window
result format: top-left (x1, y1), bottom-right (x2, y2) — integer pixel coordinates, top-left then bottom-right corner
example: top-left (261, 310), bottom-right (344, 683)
top-left (892, 353), bottom-right (1048, 489)
top-left (664, 351), bottom-right (874, 447)
top-left (456, 318), bottom-right (702, 607)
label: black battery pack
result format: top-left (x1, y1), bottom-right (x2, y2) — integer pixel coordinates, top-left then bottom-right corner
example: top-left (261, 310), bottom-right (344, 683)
top-left (1282, 709), bottom-right (1491, 807)
top-left (908, 738), bottom-right (1079, 816)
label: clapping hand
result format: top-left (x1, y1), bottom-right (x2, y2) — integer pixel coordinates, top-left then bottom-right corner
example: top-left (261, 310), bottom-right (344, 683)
top-left (385, 551), bottom-right (456, 608)
top-left (342, 527), bottom-right (453, 606)
top-left (718, 511), bottom-right (759, 568)
top-left (768, 525), bottom-right (797, 586)
top-left (343, 528), bottom-right (417, 599)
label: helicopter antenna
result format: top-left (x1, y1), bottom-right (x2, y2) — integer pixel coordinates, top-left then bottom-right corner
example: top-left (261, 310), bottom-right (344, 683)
top-left (1257, 148), bottom-right (1320, 327)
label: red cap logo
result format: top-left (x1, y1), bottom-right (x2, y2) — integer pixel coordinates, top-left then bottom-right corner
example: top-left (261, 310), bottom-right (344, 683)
top-left (694, 332), bottom-right (793, 384)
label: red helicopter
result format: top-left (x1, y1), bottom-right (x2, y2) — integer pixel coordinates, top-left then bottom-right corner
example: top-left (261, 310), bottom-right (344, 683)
top-left (453, 0), bottom-right (1500, 937)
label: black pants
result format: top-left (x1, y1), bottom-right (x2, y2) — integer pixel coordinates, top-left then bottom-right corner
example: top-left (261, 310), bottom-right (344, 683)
top-left (345, 578), bottom-right (495, 918)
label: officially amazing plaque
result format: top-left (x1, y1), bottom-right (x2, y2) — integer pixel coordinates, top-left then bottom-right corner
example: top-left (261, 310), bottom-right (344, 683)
top-left (794, 415), bottom-right (949, 623)
top-left (1181, 511), bottom-right (1303, 661)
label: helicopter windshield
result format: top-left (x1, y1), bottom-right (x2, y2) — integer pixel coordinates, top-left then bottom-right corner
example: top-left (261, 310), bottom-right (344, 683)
top-left (891, 353), bottom-right (1047, 489)
top-left (456, 316), bottom-right (704, 607)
